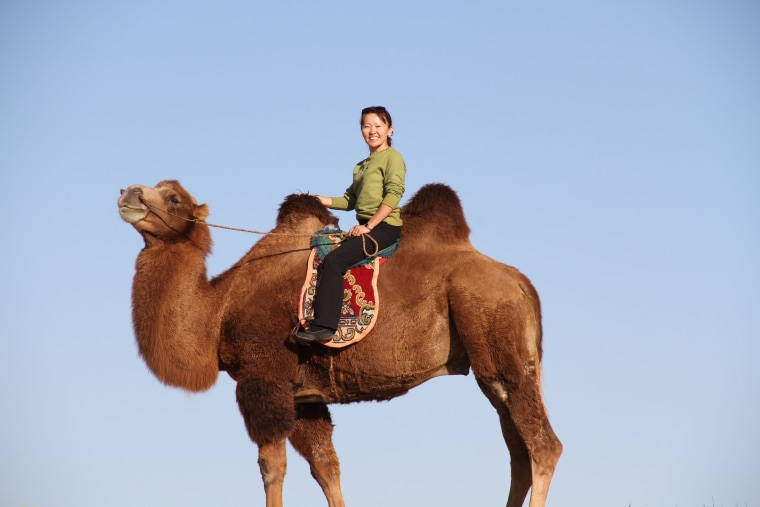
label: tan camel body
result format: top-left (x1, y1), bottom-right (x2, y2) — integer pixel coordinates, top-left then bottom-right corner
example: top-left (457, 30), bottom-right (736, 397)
top-left (118, 180), bottom-right (562, 507)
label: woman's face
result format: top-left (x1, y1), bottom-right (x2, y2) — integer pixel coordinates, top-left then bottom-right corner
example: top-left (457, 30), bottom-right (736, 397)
top-left (361, 113), bottom-right (393, 153)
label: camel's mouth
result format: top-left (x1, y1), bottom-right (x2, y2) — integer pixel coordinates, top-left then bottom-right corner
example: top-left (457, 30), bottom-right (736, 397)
top-left (118, 186), bottom-right (149, 224)
top-left (119, 204), bottom-right (148, 224)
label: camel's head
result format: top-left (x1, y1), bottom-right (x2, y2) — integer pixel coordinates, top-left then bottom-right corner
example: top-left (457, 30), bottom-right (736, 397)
top-left (118, 180), bottom-right (210, 241)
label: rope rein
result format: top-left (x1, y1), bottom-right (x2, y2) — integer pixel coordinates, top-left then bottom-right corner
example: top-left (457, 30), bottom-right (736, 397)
top-left (361, 233), bottom-right (379, 257)
top-left (140, 199), bottom-right (369, 242)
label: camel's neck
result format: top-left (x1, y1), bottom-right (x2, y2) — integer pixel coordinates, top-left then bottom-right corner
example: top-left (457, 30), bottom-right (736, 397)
top-left (132, 240), bottom-right (220, 392)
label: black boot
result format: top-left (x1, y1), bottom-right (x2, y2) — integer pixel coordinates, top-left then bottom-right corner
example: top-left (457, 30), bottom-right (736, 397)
top-left (295, 325), bottom-right (335, 344)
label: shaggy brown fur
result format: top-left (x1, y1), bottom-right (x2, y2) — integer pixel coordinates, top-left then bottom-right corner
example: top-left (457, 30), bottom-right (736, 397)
top-left (118, 180), bottom-right (562, 507)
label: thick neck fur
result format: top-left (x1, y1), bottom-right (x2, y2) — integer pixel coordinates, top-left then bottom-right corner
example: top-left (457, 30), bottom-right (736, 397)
top-left (132, 229), bottom-right (220, 392)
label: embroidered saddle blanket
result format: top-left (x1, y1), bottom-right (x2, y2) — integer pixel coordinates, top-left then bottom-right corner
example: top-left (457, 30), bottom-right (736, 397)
top-left (297, 226), bottom-right (398, 348)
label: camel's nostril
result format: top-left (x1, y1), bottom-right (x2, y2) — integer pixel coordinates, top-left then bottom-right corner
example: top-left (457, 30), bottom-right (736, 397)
top-left (120, 189), bottom-right (125, 195)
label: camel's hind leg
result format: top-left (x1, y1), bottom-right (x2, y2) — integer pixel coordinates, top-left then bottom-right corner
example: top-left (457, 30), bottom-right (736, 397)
top-left (477, 377), bottom-right (532, 506)
top-left (477, 375), bottom-right (562, 507)
top-left (288, 403), bottom-right (345, 507)
top-left (449, 264), bottom-right (562, 506)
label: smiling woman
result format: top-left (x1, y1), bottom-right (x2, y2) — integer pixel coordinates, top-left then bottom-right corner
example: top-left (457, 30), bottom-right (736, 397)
top-left (295, 106), bottom-right (407, 344)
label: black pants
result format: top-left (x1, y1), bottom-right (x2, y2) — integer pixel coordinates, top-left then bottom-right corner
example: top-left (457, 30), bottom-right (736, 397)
top-left (311, 221), bottom-right (401, 330)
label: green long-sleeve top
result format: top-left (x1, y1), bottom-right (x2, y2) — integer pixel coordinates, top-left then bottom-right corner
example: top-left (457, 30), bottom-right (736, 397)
top-left (330, 147), bottom-right (406, 226)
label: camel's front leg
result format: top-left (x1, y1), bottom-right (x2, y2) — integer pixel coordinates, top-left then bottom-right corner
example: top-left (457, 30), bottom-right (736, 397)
top-left (288, 403), bottom-right (345, 507)
top-left (236, 376), bottom-right (297, 507)
top-left (258, 439), bottom-right (288, 507)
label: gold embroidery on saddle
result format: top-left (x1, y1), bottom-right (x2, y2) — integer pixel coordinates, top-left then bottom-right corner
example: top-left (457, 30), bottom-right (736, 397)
top-left (298, 250), bottom-right (381, 348)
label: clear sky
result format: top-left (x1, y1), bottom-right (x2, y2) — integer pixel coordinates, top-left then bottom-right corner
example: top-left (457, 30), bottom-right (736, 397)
top-left (2, 1), bottom-right (758, 506)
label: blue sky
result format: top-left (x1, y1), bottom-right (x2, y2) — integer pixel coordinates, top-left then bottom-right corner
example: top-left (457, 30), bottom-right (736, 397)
top-left (2, 1), bottom-right (758, 506)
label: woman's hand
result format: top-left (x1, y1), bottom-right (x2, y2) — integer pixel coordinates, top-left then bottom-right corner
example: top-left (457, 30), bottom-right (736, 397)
top-left (348, 224), bottom-right (372, 237)
top-left (315, 195), bottom-right (332, 207)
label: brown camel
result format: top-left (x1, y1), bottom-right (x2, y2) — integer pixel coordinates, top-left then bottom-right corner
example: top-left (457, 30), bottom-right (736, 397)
top-left (118, 179), bottom-right (562, 507)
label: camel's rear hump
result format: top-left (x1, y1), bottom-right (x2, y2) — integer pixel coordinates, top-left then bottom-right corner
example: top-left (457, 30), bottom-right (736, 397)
top-left (402, 183), bottom-right (471, 243)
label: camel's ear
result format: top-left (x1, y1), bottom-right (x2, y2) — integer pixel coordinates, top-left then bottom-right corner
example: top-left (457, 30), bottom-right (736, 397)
top-left (194, 203), bottom-right (210, 221)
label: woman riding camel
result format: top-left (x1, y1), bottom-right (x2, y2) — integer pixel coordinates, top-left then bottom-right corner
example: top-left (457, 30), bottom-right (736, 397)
top-left (295, 105), bottom-right (406, 344)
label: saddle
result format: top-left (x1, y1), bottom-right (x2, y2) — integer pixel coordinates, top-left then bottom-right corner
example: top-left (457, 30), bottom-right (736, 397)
top-left (297, 226), bottom-right (398, 348)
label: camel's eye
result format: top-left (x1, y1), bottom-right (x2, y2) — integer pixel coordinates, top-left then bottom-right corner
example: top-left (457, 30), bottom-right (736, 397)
top-left (168, 196), bottom-right (181, 206)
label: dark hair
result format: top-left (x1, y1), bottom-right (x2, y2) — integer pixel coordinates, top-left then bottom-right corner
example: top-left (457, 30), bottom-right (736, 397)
top-left (360, 106), bottom-right (393, 146)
